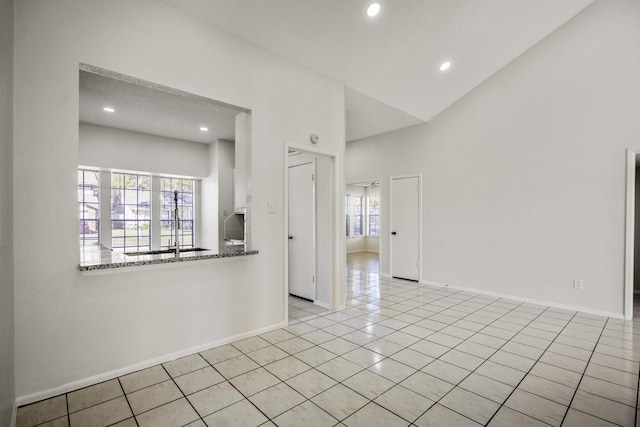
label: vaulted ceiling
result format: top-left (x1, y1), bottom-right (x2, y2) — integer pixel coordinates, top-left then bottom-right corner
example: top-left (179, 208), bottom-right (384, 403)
top-left (160, 0), bottom-right (595, 141)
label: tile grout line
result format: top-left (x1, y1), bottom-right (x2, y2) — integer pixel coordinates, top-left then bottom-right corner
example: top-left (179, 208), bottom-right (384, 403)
top-left (557, 315), bottom-right (609, 426)
top-left (116, 377), bottom-right (140, 427)
top-left (196, 347), bottom-right (276, 425)
top-left (483, 308), bottom-right (581, 426)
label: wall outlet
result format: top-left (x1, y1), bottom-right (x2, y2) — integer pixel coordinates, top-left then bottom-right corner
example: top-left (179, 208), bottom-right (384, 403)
top-left (573, 279), bottom-right (583, 290)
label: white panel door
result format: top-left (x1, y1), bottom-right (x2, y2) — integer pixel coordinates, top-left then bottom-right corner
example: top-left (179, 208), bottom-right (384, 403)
top-left (390, 176), bottom-right (420, 281)
top-left (288, 162), bottom-right (315, 300)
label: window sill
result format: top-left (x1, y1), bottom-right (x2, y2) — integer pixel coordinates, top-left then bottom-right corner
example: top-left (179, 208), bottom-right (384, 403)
top-left (79, 245), bottom-right (258, 273)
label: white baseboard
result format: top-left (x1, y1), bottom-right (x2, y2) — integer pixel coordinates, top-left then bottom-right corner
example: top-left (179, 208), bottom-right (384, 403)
top-left (420, 279), bottom-right (624, 320)
top-left (314, 300), bottom-right (331, 309)
top-left (380, 273), bottom-right (391, 279)
top-left (16, 321), bottom-right (287, 406)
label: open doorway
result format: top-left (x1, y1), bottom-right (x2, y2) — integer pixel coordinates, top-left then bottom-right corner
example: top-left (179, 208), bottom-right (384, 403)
top-left (624, 150), bottom-right (640, 319)
top-left (285, 147), bottom-right (337, 321)
top-left (345, 181), bottom-right (381, 272)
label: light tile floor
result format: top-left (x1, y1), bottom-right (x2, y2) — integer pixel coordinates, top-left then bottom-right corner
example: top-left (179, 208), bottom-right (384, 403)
top-left (16, 251), bottom-right (640, 426)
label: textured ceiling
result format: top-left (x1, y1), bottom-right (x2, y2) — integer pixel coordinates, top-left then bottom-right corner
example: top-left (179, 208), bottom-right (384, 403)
top-left (79, 70), bottom-right (244, 143)
top-left (161, 0), bottom-right (595, 140)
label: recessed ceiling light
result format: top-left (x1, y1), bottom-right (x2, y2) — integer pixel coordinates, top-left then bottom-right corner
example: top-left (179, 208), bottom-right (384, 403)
top-left (367, 2), bottom-right (381, 17)
top-left (440, 61), bottom-right (451, 72)
top-left (200, 127), bottom-right (209, 131)
top-left (103, 107), bottom-right (115, 113)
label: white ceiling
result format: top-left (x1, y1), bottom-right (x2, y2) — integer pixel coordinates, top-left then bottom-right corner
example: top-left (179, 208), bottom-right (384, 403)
top-left (161, 0), bottom-right (595, 141)
top-left (79, 69), bottom-right (244, 143)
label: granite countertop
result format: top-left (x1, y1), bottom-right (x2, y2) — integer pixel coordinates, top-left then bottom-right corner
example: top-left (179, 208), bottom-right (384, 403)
top-left (79, 245), bottom-right (258, 271)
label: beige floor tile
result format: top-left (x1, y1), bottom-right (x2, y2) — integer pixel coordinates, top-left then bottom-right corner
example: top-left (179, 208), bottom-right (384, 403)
top-left (364, 338), bottom-right (405, 357)
top-left (275, 336), bottom-right (316, 354)
top-left (518, 374), bottom-right (575, 406)
top-left (294, 346), bottom-right (337, 367)
top-left (413, 404), bottom-right (481, 427)
top-left (316, 357), bottom-right (363, 382)
top-left (505, 389), bottom-right (566, 426)
top-left (562, 408), bottom-right (619, 427)
top-left (119, 365), bottom-right (170, 394)
top-left (489, 350), bottom-right (536, 372)
top-left (311, 384), bottom-right (369, 421)
top-left (528, 362), bottom-right (581, 388)
top-left (162, 354), bottom-right (208, 377)
top-left (389, 348), bottom-right (434, 369)
top-left (213, 354), bottom-right (260, 379)
top-left (439, 387), bottom-right (500, 425)
top-left (421, 359), bottom-right (470, 385)
top-left (264, 355), bottom-right (311, 381)
top-left (584, 363), bottom-right (638, 389)
top-left (578, 375), bottom-right (637, 407)
top-left (200, 344), bottom-right (243, 365)
top-left (246, 345), bottom-right (289, 365)
top-left (187, 381), bottom-right (244, 417)
top-left (110, 418), bottom-right (137, 427)
top-left (539, 351), bottom-right (588, 374)
top-left (342, 369), bottom-right (394, 400)
top-left (455, 341), bottom-right (496, 359)
top-left (135, 398), bottom-right (199, 427)
top-left (249, 383), bottom-right (306, 419)
top-left (487, 406), bottom-right (550, 427)
top-left (440, 349), bottom-right (485, 371)
top-left (259, 328), bottom-right (296, 344)
top-left (343, 347), bottom-right (385, 368)
top-left (341, 330), bottom-right (378, 346)
top-left (374, 385), bottom-right (434, 423)
top-left (285, 368), bottom-right (337, 398)
top-left (384, 331), bottom-right (421, 347)
top-left (342, 402), bottom-right (409, 427)
top-left (320, 337), bottom-right (360, 355)
top-left (232, 336), bottom-right (271, 353)
top-left (202, 399), bottom-right (268, 427)
top-left (127, 379), bottom-right (182, 415)
top-left (69, 396), bottom-right (132, 427)
top-left (459, 373), bottom-right (513, 404)
top-left (300, 329), bottom-right (336, 345)
top-left (368, 358), bottom-right (416, 383)
top-left (67, 379), bottom-right (123, 413)
top-left (17, 395), bottom-right (68, 427)
top-left (570, 390), bottom-right (636, 426)
top-left (174, 366), bottom-right (225, 395)
top-left (229, 367), bottom-right (281, 397)
top-left (29, 416), bottom-right (69, 427)
top-left (272, 400), bottom-right (338, 427)
top-left (400, 371), bottom-right (454, 401)
top-left (409, 340), bottom-right (450, 358)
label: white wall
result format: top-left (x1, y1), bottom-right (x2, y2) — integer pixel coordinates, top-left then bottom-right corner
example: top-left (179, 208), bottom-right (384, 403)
top-left (315, 156), bottom-right (334, 307)
top-left (346, 0), bottom-right (640, 316)
top-left (14, 0), bottom-right (345, 401)
top-left (79, 122), bottom-right (210, 177)
top-left (0, 0), bottom-right (15, 422)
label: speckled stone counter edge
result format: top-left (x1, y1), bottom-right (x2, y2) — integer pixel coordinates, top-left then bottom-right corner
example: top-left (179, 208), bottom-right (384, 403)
top-left (79, 250), bottom-right (259, 271)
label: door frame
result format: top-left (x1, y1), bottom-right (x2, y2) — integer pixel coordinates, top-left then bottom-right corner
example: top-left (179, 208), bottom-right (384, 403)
top-left (389, 173), bottom-right (423, 282)
top-left (284, 143), bottom-right (341, 323)
top-left (287, 159), bottom-right (317, 301)
top-left (624, 149), bottom-right (639, 319)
